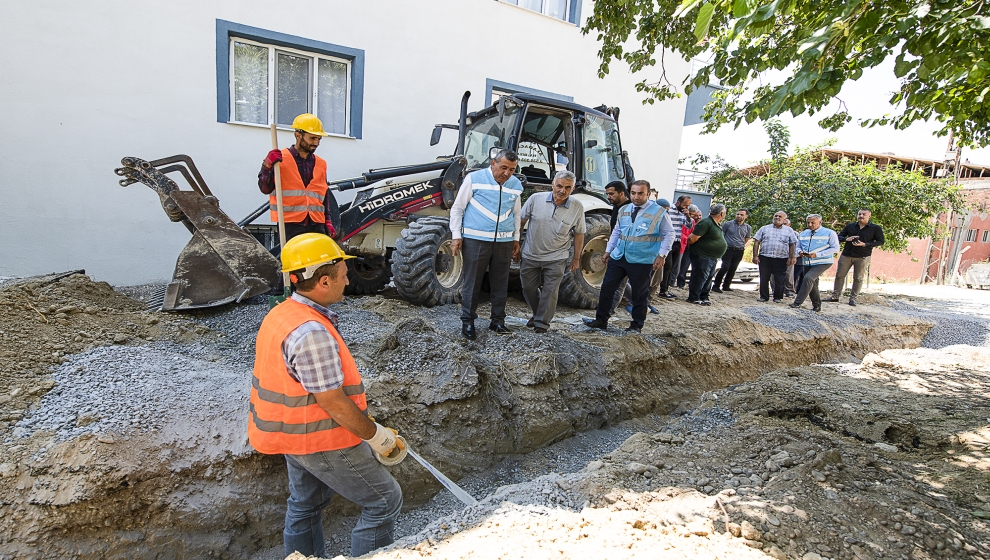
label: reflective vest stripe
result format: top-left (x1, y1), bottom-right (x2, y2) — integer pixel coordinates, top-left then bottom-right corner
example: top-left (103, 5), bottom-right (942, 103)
top-left (248, 299), bottom-right (367, 455)
top-left (252, 376), bottom-right (365, 407)
top-left (270, 204), bottom-right (324, 213)
top-left (463, 227), bottom-right (515, 240)
top-left (269, 150), bottom-right (329, 224)
top-left (468, 197), bottom-right (514, 223)
top-left (249, 402), bottom-right (344, 433)
top-left (621, 234), bottom-right (663, 242)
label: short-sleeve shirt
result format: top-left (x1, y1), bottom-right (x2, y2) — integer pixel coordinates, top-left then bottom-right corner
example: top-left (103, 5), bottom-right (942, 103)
top-left (520, 194), bottom-right (586, 262)
top-left (689, 216), bottom-right (728, 259)
top-left (721, 220), bottom-right (753, 249)
top-left (754, 224), bottom-right (798, 258)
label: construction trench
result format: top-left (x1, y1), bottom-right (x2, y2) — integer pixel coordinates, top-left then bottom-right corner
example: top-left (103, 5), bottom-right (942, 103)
top-left (1, 273), bottom-right (988, 559)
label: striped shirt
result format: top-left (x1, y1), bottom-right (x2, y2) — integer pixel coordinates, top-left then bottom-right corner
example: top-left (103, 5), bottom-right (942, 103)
top-left (754, 224), bottom-right (798, 259)
top-left (282, 293), bottom-right (344, 394)
top-left (667, 210), bottom-right (688, 232)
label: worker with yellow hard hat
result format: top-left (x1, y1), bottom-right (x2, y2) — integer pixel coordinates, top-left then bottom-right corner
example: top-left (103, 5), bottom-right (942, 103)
top-left (248, 233), bottom-right (405, 558)
top-left (258, 114), bottom-right (337, 239)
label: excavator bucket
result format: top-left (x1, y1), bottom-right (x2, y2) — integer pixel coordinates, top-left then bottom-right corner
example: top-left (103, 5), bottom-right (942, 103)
top-left (114, 156), bottom-right (280, 311)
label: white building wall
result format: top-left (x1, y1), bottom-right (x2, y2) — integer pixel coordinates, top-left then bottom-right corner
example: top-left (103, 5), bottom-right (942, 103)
top-left (0, 0), bottom-right (688, 285)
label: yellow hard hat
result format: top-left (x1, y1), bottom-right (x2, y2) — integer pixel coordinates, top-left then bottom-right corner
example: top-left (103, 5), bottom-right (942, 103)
top-left (291, 113), bottom-right (329, 137)
top-left (281, 233), bottom-right (354, 281)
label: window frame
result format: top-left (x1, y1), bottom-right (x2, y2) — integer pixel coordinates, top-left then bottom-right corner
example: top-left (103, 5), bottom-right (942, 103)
top-left (496, 0), bottom-right (584, 26)
top-left (983, 229), bottom-right (989, 243)
top-left (228, 36), bottom-right (352, 135)
top-left (965, 229), bottom-right (978, 242)
top-left (216, 20), bottom-right (365, 139)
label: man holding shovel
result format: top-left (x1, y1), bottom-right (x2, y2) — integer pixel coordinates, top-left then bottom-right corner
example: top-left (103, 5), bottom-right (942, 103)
top-left (249, 233), bottom-right (404, 557)
top-left (258, 114), bottom-right (336, 239)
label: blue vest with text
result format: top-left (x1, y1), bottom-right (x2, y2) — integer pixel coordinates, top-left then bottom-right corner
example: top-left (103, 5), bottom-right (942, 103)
top-left (461, 167), bottom-right (523, 242)
top-left (798, 227), bottom-right (837, 266)
top-left (610, 201), bottom-right (668, 264)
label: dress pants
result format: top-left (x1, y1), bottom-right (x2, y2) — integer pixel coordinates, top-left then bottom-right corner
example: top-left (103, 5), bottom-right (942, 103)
top-left (460, 238), bottom-right (514, 324)
top-left (793, 263), bottom-right (832, 307)
top-left (676, 248), bottom-right (691, 287)
top-left (520, 258), bottom-right (568, 329)
top-left (832, 255), bottom-right (870, 301)
top-left (758, 256), bottom-right (789, 301)
top-left (712, 247), bottom-right (745, 289)
top-left (595, 256), bottom-right (653, 330)
top-left (655, 241), bottom-right (681, 295)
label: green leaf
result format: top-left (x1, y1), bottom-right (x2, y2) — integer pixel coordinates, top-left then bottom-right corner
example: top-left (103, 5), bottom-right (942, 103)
top-left (733, 0), bottom-right (754, 18)
top-left (695, 3), bottom-right (715, 42)
top-left (972, 511), bottom-right (990, 519)
top-left (894, 57), bottom-right (915, 78)
top-left (674, 0), bottom-right (702, 18)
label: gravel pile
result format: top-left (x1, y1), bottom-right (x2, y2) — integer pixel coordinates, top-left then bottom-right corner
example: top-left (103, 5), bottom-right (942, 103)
top-left (742, 304), bottom-right (877, 334)
top-left (10, 345), bottom-right (247, 450)
top-left (889, 300), bottom-right (990, 348)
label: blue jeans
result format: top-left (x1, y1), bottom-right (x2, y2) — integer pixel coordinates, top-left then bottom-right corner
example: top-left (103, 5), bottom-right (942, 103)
top-left (284, 443), bottom-right (402, 558)
top-left (688, 253), bottom-right (719, 302)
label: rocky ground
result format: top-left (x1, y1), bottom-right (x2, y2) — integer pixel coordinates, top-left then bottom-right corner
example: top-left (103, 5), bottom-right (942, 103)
top-left (0, 273), bottom-right (988, 559)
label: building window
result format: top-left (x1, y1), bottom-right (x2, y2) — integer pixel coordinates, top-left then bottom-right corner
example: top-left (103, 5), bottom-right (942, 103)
top-left (216, 20), bottom-right (365, 138)
top-left (498, 0), bottom-right (583, 25)
top-left (230, 38), bottom-right (349, 134)
top-left (983, 230), bottom-right (990, 243)
top-left (966, 229), bottom-right (978, 242)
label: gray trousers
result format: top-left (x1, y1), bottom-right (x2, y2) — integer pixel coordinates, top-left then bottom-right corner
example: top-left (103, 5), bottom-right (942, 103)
top-left (793, 263), bottom-right (832, 307)
top-left (460, 238), bottom-right (514, 324)
top-left (520, 258), bottom-right (568, 329)
top-left (832, 255), bottom-right (870, 301)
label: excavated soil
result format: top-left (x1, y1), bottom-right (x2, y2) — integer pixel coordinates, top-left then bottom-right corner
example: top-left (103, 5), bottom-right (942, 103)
top-left (0, 274), bottom-right (951, 559)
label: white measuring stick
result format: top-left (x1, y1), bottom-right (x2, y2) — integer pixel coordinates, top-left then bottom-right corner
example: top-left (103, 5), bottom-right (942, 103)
top-left (405, 447), bottom-right (478, 506)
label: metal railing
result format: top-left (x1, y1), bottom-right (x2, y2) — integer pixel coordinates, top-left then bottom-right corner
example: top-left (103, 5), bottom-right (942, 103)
top-left (675, 168), bottom-right (713, 193)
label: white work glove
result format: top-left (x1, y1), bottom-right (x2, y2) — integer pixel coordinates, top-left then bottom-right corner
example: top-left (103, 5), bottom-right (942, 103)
top-left (364, 423), bottom-right (399, 456)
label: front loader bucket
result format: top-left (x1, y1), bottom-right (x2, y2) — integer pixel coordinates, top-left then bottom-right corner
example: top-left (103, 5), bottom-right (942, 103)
top-left (115, 156), bottom-right (280, 311)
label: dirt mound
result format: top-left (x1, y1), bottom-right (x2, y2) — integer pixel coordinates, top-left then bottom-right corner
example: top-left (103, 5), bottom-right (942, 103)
top-left (333, 346), bottom-right (990, 560)
top-left (0, 273), bottom-right (202, 437)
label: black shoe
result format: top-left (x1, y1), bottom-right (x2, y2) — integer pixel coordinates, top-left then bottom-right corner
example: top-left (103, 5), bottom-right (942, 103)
top-left (625, 326), bottom-right (641, 333)
top-left (659, 292), bottom-right (676, 300)
top-left (773, 299), bottom-right (783, 303)
top-left (462, 322), bottom-right (476, 340)
top-left (848, 300), bottom-right (857, 307)
top-left (534, 327), bottom-right (548, 333)
top-left (758, 298), bottom-right (769, 302)
top-left (784, 292), bottom-right (796, 298)
top-left (711, 287), bottom-right (722, 293)
top-left (687, 299), bottom-right (699, 304)
top-left (788, 303), bottom-right (802, 309)
top-left (583, 318), bottom-right (608, 330)
top-left (526, 317), bottom-right (535, 328)
top-left (813, 305), bottom-right (821, 313)
top-left (722, 287), bottom-right (733, 292)
top-left (826, 298), bottom-right (839, 303)
top-left (701, 300), bottom-right (712, 306)
top-left (489, 322), bottom-right (513, 334)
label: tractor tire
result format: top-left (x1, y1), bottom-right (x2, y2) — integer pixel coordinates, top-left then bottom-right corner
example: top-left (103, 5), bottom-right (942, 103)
top-left (391, 217), bottom-right (463, 307)
top-left (558, 213), bottom-right (611, 309)
top-left (345, 256), bottom-right (390, 295)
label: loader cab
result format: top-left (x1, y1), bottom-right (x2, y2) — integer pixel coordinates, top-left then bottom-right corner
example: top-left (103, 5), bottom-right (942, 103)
top-left (460, 94), bottom-right (630, 202)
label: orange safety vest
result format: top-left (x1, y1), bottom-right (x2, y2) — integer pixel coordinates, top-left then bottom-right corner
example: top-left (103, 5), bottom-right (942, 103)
top-left (269, 148), bottom-right (329, 224)
top-left (248, 298), bottom-right (367, 455)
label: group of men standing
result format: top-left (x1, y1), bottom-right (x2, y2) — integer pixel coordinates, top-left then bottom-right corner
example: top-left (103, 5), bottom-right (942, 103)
top-left (750, 208), bottom-right (885, 310)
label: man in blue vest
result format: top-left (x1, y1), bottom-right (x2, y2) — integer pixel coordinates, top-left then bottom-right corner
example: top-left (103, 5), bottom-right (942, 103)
top-left (789, 214), bottom-right (840, 312)
top-left (584, 180), bottom-right (674, 333)
top-left (450, 149), bottom-right (523, 340)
